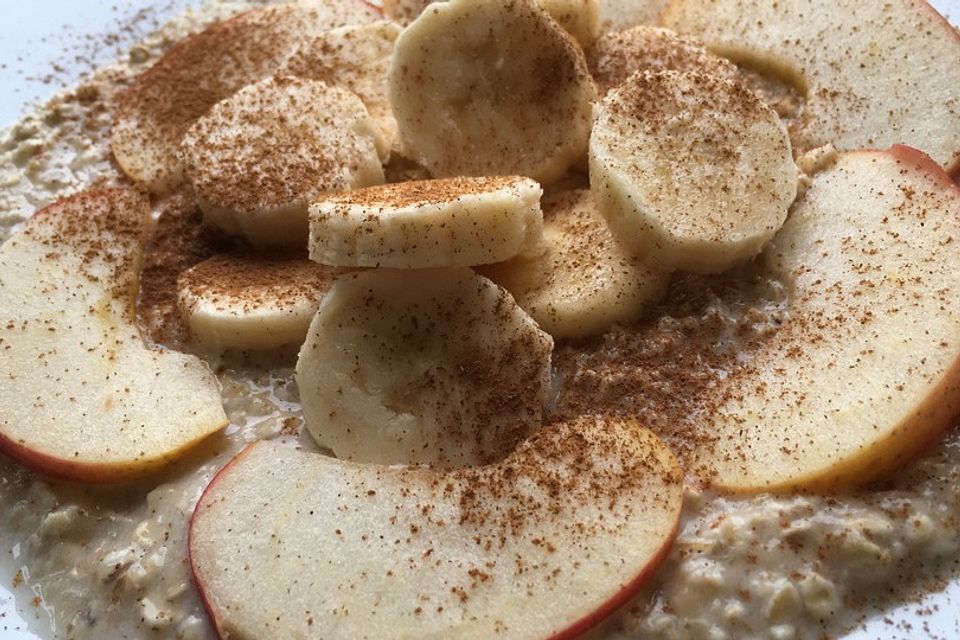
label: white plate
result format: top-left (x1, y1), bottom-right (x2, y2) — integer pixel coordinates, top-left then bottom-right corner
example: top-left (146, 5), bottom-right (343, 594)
top-left (1, 1), bottom-right (959, 638)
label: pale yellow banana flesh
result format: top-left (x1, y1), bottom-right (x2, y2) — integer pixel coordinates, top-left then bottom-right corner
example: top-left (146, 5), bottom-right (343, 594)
top-left (481, 189), bottom-right (669, 338)
top-left (295, 268), bottom-right (554, 468)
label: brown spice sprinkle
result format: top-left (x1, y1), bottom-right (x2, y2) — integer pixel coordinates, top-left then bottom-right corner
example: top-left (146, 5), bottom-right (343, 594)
top-left (550, 270), bottom-right (786, 485)
top-left (136, 191), bottom-right (235, 348)
top-left (315, 175), bottom-right (528, 209)
top-left (111, 0), bottom-right (378, 189)
top-left (178, 252), bottom-right (348, 314)
top-left (441, 415), bottom-right (682, 541)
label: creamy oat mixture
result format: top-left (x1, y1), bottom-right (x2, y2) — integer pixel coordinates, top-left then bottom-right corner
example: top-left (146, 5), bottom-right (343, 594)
top-left (1, 2), bottom-right (959, 640)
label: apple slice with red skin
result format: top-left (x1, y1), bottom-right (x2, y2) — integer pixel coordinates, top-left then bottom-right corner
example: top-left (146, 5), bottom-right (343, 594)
top-left (662, 0), bottom-right (960, 177)
top-left (692, 146), bottom-right (960, 492)
top-left (0, 189), bottom-right (226, 483)
top-left (189, 416), bottom-right (683, 639)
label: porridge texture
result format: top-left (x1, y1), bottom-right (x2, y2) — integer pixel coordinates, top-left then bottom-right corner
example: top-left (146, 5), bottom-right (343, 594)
top-left (1, 2), bottom-right (959, 640)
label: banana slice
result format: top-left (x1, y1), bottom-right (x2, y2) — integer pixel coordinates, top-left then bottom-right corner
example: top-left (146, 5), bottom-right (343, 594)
top-left (179, 76), bottom-right (386, 247)
top-left (389, 0), bottom-right (596, 184)
top-left (177, 253), bottom-right (348, 350)
top-left (538, 0), bottom-right (600, 46)
top-left (382, 0), bottom-right (599, 46)
top-left (280, 21), bottom-right (402, 155)
top-left (309, 176), bottom-right (543, 268)
top-left (111, 0), bottom-right (379, 192)
top-left (590, 70), bottom-right (796, 274)
top-left (587, 25), bottom-right (736, 96)
top-left (481, 189), bottom-right (669, 339)
top-left (295, 268), bottom-right (554, 468)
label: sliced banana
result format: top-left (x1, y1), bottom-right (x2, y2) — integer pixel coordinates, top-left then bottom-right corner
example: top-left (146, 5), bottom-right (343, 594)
top-left (389, 0), bottom-right (596, 184)
top-left (587, 25), bottom-right (736, 96)
top-left (382, 0), bottom-right (599, 46)
top-left (295, 268), bottom-right (554, 468)
top-left (111, 0), bottom-right (378, 192)
top-left (179, 76), bottom-right (386, 247)
top-left (481, 189), bottom-right (669, 339)
top-left (309, 176), bottom-right (543, 268)
top-left (177, 253), bottom-right (348, 350)
top-left (280, 21), bottom-right (402, 155)
top-left (590, 70), bottom-right (796, 274)
top-left (538, 0), bottom-right (600, 46)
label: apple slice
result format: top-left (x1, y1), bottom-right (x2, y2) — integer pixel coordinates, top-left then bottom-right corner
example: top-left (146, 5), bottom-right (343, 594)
top-left (662, 0), bottom-right (960, 175)
top-left (190, 416), bottom-right (683, 639)
top-left (0, 190), bottom-right (227, 483)
top-left (693, 147), bottom-right (960, 492)
top-left (111, 0), bottom-right (379, 192)
top-left (177, 253), bottom-right (349, 350)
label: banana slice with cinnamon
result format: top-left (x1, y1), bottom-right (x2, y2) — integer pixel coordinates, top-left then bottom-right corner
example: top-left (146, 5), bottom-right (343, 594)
top-left (481, 189), bottom-right (669, 338)
top-left (178, 253), bottom-right (349, 350)
top-left (590, 70), bottom-right (797, 273)
top-left (295, 268), bottom-right (553, 467)
top-left (389, 0), bottom-right (596, 183)
top-left (179, 76), bottom-right (386, 247)
top-left (309, 176), bottom-right (543, 268)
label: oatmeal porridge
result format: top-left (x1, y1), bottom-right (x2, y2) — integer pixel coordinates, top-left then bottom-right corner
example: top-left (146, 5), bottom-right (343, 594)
top-left (1, 1), bottom-right (960, 639)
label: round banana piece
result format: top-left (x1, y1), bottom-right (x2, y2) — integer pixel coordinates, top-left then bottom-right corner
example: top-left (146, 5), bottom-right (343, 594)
top-left (590, 70), bottom-right (796, 274)
top-left (482, 189), bottom-right (669, 339)
top-left (177, 253), bottom-right (348, 350)
top-left (309, 176), bottom-right (543, 268)
top-left (587, 25), bottom-right (736, 96)
top-left (382, 0), bottom-right (599, 47)
top-left (179, 76), bottom-right (386, 247)
top-left (296, 268), bottom-right (554, 468)
top-left (111, 0), bottom-right (379, 192)
top-left (280, 21), bottom-right (402, 155)
top-left (389, 0), bottom-right (597, 184)
top-left (538, 0), bottom-right (600, 46)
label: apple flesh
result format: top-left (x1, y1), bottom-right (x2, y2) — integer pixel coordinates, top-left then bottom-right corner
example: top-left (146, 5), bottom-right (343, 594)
top-left (693, 147), bottom-right (960, 492)
top-left (190, 416), bottom-right (683, 639)
top-left (663, 0), bottom-right (960, 175)
top-left (0, 190), bottom-right (227, 483)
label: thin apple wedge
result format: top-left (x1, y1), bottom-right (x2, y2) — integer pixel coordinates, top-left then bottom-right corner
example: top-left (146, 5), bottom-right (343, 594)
top-left (0, 190), bottom-right (226, 483)
top-left (662, 0), bottom-right (960, 175)
top-left (189, 416), bottom-right (683, 639)
top-left (694, 147), bottom-right (960, 492)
